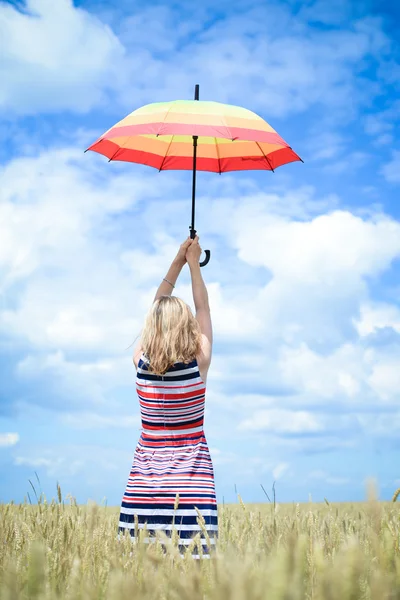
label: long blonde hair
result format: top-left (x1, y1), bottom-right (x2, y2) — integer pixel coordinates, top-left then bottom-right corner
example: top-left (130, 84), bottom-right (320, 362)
top-left (141, 296), bottom-right (202, 375)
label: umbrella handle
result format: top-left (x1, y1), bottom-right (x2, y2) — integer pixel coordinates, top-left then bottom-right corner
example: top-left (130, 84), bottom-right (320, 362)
top-left (199, 250), bottom-right (211, 268)
top-left (189, 227), bottom-right (211, 267)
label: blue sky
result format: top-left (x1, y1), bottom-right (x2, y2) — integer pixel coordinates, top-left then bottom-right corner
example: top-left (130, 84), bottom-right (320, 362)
top-left (1, 0), bottom-right (400, 505)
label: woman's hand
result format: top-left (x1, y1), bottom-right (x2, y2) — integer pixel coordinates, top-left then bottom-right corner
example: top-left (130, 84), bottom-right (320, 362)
top-left (186, 235), bottom-right (202, 266)
top-left (175, 237), bottom-right (193, 266)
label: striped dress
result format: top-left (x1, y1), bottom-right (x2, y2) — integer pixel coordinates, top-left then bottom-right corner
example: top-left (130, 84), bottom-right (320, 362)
top-left (118, 354), bottom-right (218, 558)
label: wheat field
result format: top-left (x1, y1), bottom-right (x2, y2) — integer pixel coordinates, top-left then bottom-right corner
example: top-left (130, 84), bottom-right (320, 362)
top-left (1, 483), bottom-right (400, 600)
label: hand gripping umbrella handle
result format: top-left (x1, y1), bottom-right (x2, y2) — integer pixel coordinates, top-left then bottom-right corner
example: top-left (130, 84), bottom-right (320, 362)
top-left (189, 227), bottom-right (211, 268)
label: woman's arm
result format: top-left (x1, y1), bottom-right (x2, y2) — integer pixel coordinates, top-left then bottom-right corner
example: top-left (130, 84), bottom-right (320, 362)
top-left (153, 237), bottom-right (193, 302)
top-left (133, 238), bottom-right (193, 368)
top-left (186, 236), bottom-right (212, 381)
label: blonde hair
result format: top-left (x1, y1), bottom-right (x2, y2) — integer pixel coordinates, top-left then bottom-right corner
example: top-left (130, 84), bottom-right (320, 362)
top-left (141, 296), bottom-right (202, 375)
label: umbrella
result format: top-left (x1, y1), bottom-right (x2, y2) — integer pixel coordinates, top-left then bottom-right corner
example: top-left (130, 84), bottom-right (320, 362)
top-left (86, 85), bottom-right (302, 266)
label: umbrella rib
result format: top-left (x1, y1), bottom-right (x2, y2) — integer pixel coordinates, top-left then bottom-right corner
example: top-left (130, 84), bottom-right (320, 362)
top-left (214, 138), bottom-right (222, 174)
top-left (219, 111), bottom-right (234, 140)
top-left (107, 136), bottom-right (132, 162)
top-left (255, 141), bottom-right (275, 172)
top-left (158, 136), bottom-right (174, 172)
top-left (156, 103), bottom-right (175, 137)
top-left (108, 145), bottom-right (122, 162)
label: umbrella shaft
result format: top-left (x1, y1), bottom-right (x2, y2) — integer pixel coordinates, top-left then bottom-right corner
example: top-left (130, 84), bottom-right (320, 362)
top-left (190, 84), bottom-right (200, 240)
top-left (190, 135), bottom-right (198, 239)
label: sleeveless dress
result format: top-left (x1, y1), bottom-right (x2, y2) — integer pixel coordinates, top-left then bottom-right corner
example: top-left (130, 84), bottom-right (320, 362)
top-left (118, 354), bottom-right (218, 558)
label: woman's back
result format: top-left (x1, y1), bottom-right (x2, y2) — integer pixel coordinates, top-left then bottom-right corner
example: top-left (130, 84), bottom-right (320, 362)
top-left (136, 355), bottom-right (206, 433)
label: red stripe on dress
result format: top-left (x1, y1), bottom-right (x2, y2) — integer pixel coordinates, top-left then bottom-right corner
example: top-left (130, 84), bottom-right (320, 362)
top-left (122, 498), bottom-right (217, 505)
top-left (141, 420), bottom-right (204, 431)
top-left (139, 397), bottom-right (204, 405)
top-left (138, 389), bottom-right (205, 401)
top-left (139, 431), bottom-right (206, 438)
top-left (137, 381), bottom-right (203, 390)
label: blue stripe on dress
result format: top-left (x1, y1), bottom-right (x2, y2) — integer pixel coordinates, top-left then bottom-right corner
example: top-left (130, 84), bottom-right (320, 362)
top-left (121, 501), bottom-right (217, 511)
top-left (119, 513), bottom-right (218, 526)
top-left (137, 371), bottom-right (200, 382)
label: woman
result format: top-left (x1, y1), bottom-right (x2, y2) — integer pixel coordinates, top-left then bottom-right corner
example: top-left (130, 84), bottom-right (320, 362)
top-left (118, 235), bottom-right (218, 559)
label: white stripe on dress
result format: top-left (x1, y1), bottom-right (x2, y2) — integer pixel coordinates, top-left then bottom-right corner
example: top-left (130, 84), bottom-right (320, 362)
top-left (125, 536), bottom-right (216, 545)
top-left (120, 507), bottom-right (218, 517)
top-left (119, 522), bottom-right (218, 532)
top-left (141, 425), bottom-right (205, 435)
top-left (137, 380), bottom-right (205, 391)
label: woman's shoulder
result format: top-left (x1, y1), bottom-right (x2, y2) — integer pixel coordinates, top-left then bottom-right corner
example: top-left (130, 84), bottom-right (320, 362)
top-left (138, 352), bottom-right (149, 368)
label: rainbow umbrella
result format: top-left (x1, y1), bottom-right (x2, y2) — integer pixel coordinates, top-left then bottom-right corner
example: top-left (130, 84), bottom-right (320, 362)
top-left (86, 85), bottom-right (302, 266)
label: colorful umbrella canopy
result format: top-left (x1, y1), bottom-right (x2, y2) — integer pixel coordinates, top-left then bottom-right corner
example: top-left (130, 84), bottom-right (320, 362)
top-left (87, 100), bottom-right (302, 173)
top-left (86, 85), bottom-right (302, 266)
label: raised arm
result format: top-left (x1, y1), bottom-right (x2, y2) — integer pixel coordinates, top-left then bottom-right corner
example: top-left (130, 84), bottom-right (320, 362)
top-left (186, 236), bottom-right (212, 381)
top-left (133, 237), bottom-right (193, 368)
top-left (153, 237), bottom-right (192, 302)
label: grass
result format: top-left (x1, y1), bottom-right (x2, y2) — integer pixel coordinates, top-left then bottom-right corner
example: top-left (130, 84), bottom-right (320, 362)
top-left (1, 483), bottom-right (400, 599)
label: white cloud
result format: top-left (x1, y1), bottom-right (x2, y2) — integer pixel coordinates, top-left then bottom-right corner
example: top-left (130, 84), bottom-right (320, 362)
top-left (0, 147), bottom-right (182, 352)
top-left (215, 202), bottom-right (400, 349)
top-left (178, 281), bottom-right (263, 340)
top-left (15, 456), bottom-right (57, 469)
top-left (278, 343), bottom-right (364, 400)
top-left (0, 433), bottom-right (19, 447)
top-left (15, 350), bottom-right (136, 408)
top-left (13, 443), bottom-right (127, 478)
top-left (306, 131), bottom-right (347, 161)
top-left (375, 133), bottom-right (394, 146)
top-left (272, 462), bottom-right (289, 480)
top-left (60, 411), bottom-right (140, 430)
top-left (279, 341), bottom-right (400, 406)
top-left (297, 0), bottom-right (357, 25)
top-left (232, 208), bottom-right (400, 282)
top-left (239, 409), bottom-right (324, 434)
top-left (354, 302), bottom-right (400, 336)
top-left (261, 434), bottom-right (357, 454)
top-left (366, 352), bottom-right (400, 402)
top-left (209, 447), bottom-right (240, 467)
top-left (355, 412), bottom-right (400, 437)
top-left (364, 114), bottom-right (393, 136)
top-left (308, 470), bottom-right (350, 486)
top-left (381, 150), bottom-right (400, 183)
top-left (0, 0), bottom-right (127, 114)
top-left (174, 12), bottom-right (391, 119)
top-left (0, 1), bottom-right (395, 120)
top-left (364, 101), bottom-right (400, 141)
top-left (323, 151), bottom-right (369, 175)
